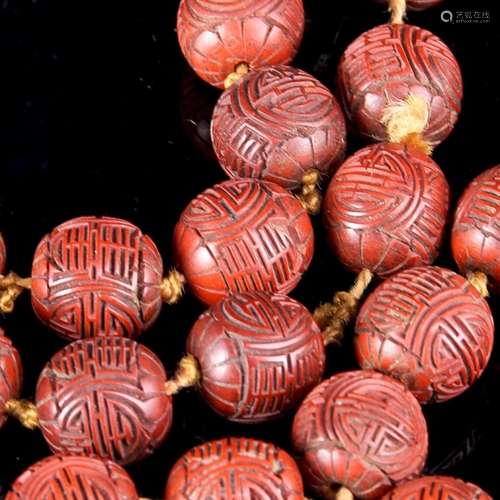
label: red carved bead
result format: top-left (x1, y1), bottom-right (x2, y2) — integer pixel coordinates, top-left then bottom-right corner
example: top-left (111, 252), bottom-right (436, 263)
top-left (36, 337), bottom-right (172, 465)
top-left (177, 0), bottom-right (305, 88)
top-left (355, 266), bottom-right (494, 403)
top-left (187, 291), bottom-right (325, 422)
top-left (381, 475), bottom-right (492, 500)
top-left (211, 65), bottom-right (347, 189)
top-left (0, 232), bottom-right (6, 274)
top-left (292, 370), bottom-right (428, 499)
top-left (323, 143), bottom-right (449, 277)
top-left (31, 216), bottom-right (163, 341)
top-left (452, 165), bottom-right (500, 294)
top-left (376, 0), bottom-right (445, 11)
top-left (6, 454), bottom-right (138, 500)
top-left (337, 24), bottom-right (463, 147)
top-left (173, 179), bottom-right (314, 305)
top-left (165, 437), bottom-right (304, 499)
top-left (0, 330), bottom-right (22, 429)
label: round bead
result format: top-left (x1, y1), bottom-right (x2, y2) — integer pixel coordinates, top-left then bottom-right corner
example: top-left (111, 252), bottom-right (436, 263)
top-left (165, 437), bottom-right (304, 499)
top-left (337, 24), bottom-right (463, 147)
top-left (323, 143), bottom-right (449, 277)
top-left (0, 232), bottom-right (6, 274)
top-left (6, 454), bottom-right (138, 500)
top-left (187, 291), bottom-right (325, 422)
top-left (31, 216), bottom-right (163, 341)
top-left (211, 65), bottom-right (346, 189)
top-left (177, 0), bottom-right (305, 88)
top-left (0, 330), bottom-right (22, 429)
top-left (36, 337), bottom-right (172, 465)
top-left (292, 370), bottom-right (428, 499)
top-left (377, 0), bottom-right (445, 11)
top-left (452, 165), bottom-right (500, 294)
top-left (355, 266), bottom-right (494, 403)
top-left (173, 179), bottom-right (314, 305)
top-left (381, 475), bottom-right (492, 500)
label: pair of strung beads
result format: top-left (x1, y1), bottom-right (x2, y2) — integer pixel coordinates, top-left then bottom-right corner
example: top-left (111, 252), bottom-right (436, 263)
top-left (355, 266), bottom-right (495, 403)
top-left (292, 370), bottom-right (428, 499)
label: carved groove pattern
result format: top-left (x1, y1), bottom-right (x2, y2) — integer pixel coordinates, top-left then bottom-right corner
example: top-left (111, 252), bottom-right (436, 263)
top-left (381, 475), bottom-right (492, 499)
top-left (337, 23), bottom-right (463, 146)
top-left (31, 216), bottom-right (163, 341)
top-left (165, 437), bottom-right (304, 499)
top-left (36, 337), bottom-right (172, 465)
top-left (177, 0), bottom-right (305, 88)
top-left (452, 165), bottom-right (500, 294)
top-left (324, 143), bottom-right (449, 276)
top-left (187, 291), bottom-right (325, 422)
top-left (0, 330), bottom-right (22, 429)
top-left (292, 370), bottom-right (428, 499)
top-left (6, 454), bottom-right (138, 500)
top-left (212, 65), bottom-right (346, 189)
top-left (355, 266), bottom-right (494, 403)
top-left (173, 179), bottom-right (314, 305)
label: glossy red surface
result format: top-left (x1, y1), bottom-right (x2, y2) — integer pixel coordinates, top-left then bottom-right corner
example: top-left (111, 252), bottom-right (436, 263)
top-left (31, 216), bottom-right (163, 341)
top-left (323, 143), bottom-right (449, 277)
top-left (164, 437), bottom-right (304, 499)
top-left (0, 232), bottom-right (6, 274)
top-left (173, 179), bottom-right (314, 304)
top-left (187, 291), bottom-right (325, 422)
top-left (6, 454), bottom-right (139, 500)
top-left (177, 0), bottom-right (305, 88)
top-left (36, 337), bottom-right (172, 465)
top-left (212, 65), bottom-right (346, 189)
top-left (355, 266), bottom-right (495, 403)
top-left (452, 165), bottom-right (500, 294)
top-left (292, 370), bottom-right (428, 499)
top-left (0, 330), bottom-right (22, 430)
top-left (337, 24), bottom-right (463, 146)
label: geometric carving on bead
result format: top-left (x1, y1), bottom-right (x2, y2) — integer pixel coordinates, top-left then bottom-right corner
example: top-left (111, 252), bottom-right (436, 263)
top-left (187, 291), bottom-right (325, 422)
top-left (292, 370), bottom-right (428, 499)
top-left (36, 337), bottom-right (172, 465)
top-left (337, 24), bottom-right (463, 146)
top-left (165, 437), bottom-right (304, 499)
top-left (5, 454), bottom-right (139, 500)
top-left (177, 0), bottom-right (305, 88)
top-left (0, 330), bottom-right (22, 429)
top-left (380, 475), bottom-right (492, 500)
top-left (355, 266), bottom-right (495, 403)
top-left (212, 65), bottom-right (346, 189)
top-left (173, 179), bottom-right (314, 305)
top-left (31, 216), bottom-right (163, 341)
top-left (452, 165), bottom-right (500, 294)
top-left (324, 143), bottom-right (449, 277)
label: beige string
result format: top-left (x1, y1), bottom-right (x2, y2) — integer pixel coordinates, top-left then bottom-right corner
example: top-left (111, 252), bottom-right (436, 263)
top-left (381, 93), bottom-right (433, 155)
top-left (160, 269), bottom-right (186, 305)
top-left (299, 170), bottom-right (322, 215)
top-left (389, 0), bottom-right (407, 24)
top-left (467, 270), bottom-right (489, 298)
top-left (319, 485), bottom-right (355, 500)
top-left (224, 62), bottom-right (250, 89)
top-left (4, 399), bottom-right (39, 430)
top-left (314, 269), bottom-right (374, 345)
top-left (165, 354), bottom-right (201, 396)
top-left (0, 272), bottom-right (32, 313)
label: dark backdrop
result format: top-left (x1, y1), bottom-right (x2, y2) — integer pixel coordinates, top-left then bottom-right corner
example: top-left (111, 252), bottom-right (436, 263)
top-left (1, 0), bottom-right (499, 498)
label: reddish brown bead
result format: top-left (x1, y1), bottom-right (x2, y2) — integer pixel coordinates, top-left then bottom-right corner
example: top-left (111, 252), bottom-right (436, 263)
top-left (452, 165), bottom-right (500, 294)
top-left (173, 179), bottom-right (314, 305)
top-left (0, 232), bottom-right (6, 274)
top-left (381, 475), bottom-right (492, 500)
top-left (36, 337), bottom-right (172, 465)
top-left (31, 216), bottom-right (163, 341)
top-left (376, 0), bottom-right (445, 11)
top-left (0, 330), bottom-right (22, 429)
top-left (292, 370), bottom-right (428, 499)
top-left (165, 437), bottom-right (304, 499)
top-left (177, 0), bottom-right (305, 88)
top-left (6, 454), bottom-right (138, 500)
top-left (187, 291), bottom-right (325, 422)
top-left (337, 24), bottom-right (463, 147)
top-left (355, 266), bottom-right (494, 403)
top-left (212, 65), bottom-right (346, 189)
top-left (323, 143), bottom-right (449, 277)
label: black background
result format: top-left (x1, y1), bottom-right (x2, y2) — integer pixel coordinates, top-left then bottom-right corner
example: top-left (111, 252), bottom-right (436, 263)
top-left (1, 0), bottom-right (499, 498)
